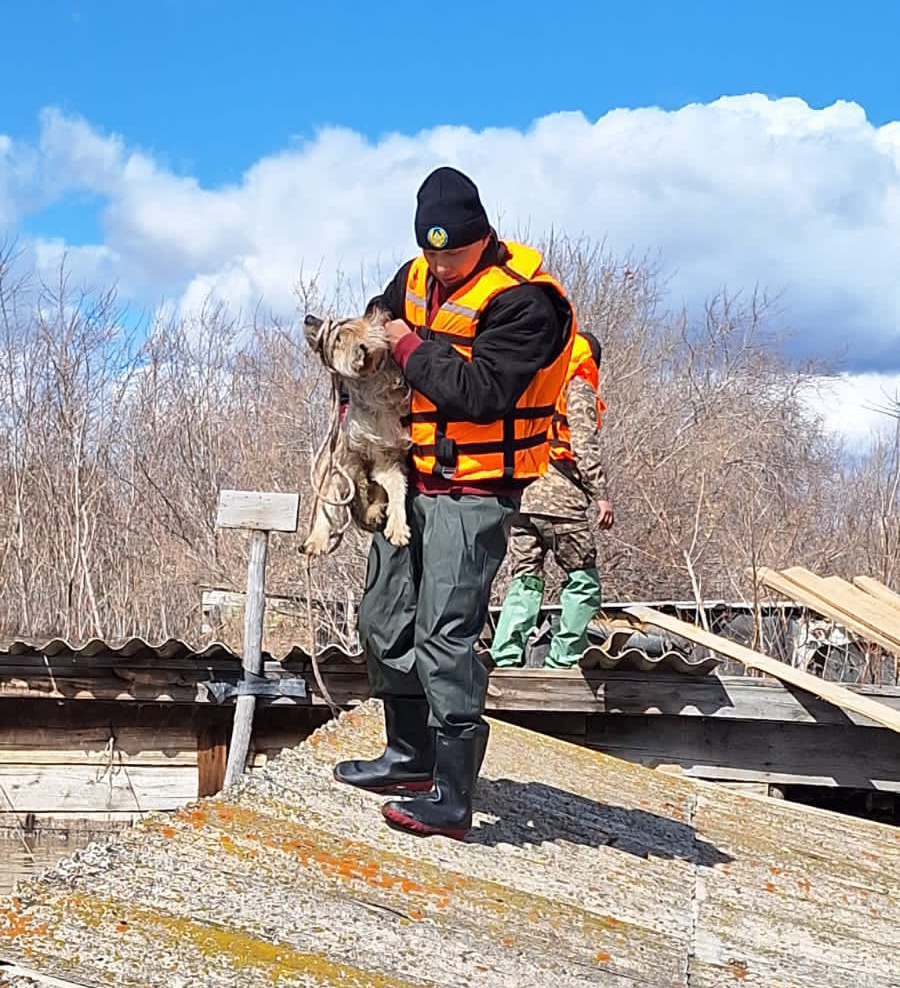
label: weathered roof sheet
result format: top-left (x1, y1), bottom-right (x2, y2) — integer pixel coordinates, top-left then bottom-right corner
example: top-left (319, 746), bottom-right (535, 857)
top-left (0, 626), bottom-right (715, 676)
top-left (7, 594), bottom-right (870, 679)
top-left (2, 701), bottom-right (897, 987)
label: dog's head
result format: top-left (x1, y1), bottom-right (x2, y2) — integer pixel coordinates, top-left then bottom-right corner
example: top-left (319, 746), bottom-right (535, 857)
top-left (303, 299), bottom-right (392, 380)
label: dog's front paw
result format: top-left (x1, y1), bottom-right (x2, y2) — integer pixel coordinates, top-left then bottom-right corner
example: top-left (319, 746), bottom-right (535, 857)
top-left (383, 517), bottom-right (411, 547)
top-left (301, 532), bottom-right (331, 557)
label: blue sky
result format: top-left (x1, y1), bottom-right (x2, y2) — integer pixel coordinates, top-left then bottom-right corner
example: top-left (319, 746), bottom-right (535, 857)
top-left (2, 0), bottom-right (899, 441)
top-left (5, 0), bottom-right (899, 187)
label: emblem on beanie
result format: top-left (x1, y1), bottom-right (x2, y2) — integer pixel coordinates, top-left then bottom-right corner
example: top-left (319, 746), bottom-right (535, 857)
top-left (426, 226), bottom-right (449, 249)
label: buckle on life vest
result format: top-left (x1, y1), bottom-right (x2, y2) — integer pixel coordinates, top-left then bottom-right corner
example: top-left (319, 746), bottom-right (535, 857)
top-left (434, 436), bottom-right (458, 480)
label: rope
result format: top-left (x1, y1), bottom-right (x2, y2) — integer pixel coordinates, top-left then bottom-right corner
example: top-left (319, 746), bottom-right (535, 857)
top-left (94, 734), bottom-right (143, 812)
top-left (304, 555), bottom-right (341, 718)
top-left (0, 781), bottom-right (35, 862)
top-left (300, 345), bottom-right (361, 718)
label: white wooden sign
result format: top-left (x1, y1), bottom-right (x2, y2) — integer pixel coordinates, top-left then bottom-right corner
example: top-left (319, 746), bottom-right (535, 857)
top-left (216, 490), bottom-right (299, 533)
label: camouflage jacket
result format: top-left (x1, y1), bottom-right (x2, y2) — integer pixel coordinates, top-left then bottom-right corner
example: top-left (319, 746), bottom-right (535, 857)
top-left (520, 377), bottom-right (608, 523)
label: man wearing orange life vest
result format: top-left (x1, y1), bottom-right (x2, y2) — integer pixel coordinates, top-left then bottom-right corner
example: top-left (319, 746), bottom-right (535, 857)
top-left (332, 166), bottom-right (575, 839)
top-left (490, 331), bottom-right (614, 669)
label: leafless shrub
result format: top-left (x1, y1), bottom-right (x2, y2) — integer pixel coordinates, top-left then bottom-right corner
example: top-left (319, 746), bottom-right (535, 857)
top-left (0, 240), bottom-right (895, 670)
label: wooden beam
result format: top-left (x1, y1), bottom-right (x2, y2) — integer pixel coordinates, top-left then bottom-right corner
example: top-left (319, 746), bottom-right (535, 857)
top-left (4, 664), bottom-right (900, 724)
top-left (783, 567), bottom-right (900, 644)
top-left (624, 605), bottom-right (900, 735)
top-left (754, 567), bottom-right (900, 657)
top-left (583, 715), bottom-right (900, 791)
top-left (0, 764), bottom-right (197, 813)
top-left (197, 725), bottom-right (228, 798)
top-left (853, 575), bottom-right (900, 613)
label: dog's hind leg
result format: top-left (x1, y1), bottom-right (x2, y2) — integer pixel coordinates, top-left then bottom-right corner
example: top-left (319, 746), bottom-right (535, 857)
top-left (371, 459), bottom-right (410, 547)
top-left (350, 469), bottom-right (387, 532)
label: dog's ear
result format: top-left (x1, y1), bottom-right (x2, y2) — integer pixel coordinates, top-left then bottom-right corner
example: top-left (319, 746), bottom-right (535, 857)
top-left (363, 297), bottom-right (392, 327)
top-left (304, 313), bottom-right (324, 351)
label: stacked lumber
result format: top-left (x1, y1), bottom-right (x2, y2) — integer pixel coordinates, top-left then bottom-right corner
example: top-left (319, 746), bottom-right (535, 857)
top-left (754, 567), bottom-right (900, 658)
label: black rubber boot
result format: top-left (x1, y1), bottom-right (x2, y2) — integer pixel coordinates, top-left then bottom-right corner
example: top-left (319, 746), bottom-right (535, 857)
top-left (381, 724), bottom-right (489, 840)
top-left (333, 697), bottom-right (434, 794)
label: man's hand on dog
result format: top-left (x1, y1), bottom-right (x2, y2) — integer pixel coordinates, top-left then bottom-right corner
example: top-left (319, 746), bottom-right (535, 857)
top-left (385, 318), bottom-right (413, 349)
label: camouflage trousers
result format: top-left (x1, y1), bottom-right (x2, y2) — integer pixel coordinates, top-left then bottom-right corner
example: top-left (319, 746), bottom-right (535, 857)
top-left (507, 465), bottom-right (596, 577)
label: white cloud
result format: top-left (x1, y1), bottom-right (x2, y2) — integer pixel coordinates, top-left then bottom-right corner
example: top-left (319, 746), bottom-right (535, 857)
top-left (2, 96), bottom-right (900, 437)
top-left (803, 373), bottom-right (900, 449)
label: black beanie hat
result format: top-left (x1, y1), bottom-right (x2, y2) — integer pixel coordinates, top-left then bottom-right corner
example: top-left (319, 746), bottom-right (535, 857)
top-left (414, 166), bottom-right (490, 251)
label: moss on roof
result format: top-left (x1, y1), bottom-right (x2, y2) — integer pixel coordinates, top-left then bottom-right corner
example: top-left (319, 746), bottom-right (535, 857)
top-left (1, 701), bottom-right (897, 987)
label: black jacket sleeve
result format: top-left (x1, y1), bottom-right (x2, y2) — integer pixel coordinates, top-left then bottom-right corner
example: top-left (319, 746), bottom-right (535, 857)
top-left (369, 264), bottom-right (410, 322)
top-left (402, 284), bottom-right (569, 423)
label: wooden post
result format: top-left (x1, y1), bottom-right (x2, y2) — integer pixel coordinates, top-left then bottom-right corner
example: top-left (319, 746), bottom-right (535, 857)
top-left (216, 490), bottom-right (300, 788)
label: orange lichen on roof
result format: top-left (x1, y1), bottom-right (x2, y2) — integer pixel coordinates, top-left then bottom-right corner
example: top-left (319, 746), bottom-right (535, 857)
top-left (1, 898), bottom-right (47, 942)
top-left (0, 700), bottom-right (896, 988)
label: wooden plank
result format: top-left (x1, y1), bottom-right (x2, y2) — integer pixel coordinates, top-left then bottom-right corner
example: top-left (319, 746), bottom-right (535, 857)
top-left (585, 715), bottom-right (900, 791)
top-left (625, 605), bottom-right (900, 734)
top-left (0, 749), bottom-right (195, 767)
top-left (589, 672), bottom-right (900, 726)
top-left (0, 765), bottom-right (197, 813)
top-left (0, 726), bottom-right (198, 766)
top-left (0, 679), bottom-right (208, 702)
top-left (215, 489), bottom-right (299, 532)
top-left (0, 722), bottom-right (199, 747)
top-left (486, 670), bottom-right (900, 724)
top-left (485, 669), bottom-right (599, 711)
top-left (197, 725), bottom-right (228, 798)
top-left (786, 567), bottom-right (900, 644)
top-left (853, 575), bottom-right (900, 612)
top-left (4, 666), bottom-right (900, 727)
top-left (821, 573), bottom-right (900, 628)
top-left (755, 567), bottom-right (900, 657)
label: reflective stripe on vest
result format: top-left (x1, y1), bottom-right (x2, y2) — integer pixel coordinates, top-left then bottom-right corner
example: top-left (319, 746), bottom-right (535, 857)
top-left (550, 333), bottom-right (602, 463)
top-left (404, 241), bottom-right (575, 482)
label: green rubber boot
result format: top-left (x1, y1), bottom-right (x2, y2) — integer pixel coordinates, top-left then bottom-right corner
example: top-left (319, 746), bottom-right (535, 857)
top-left (490, 575), bottom-right (545, 668)
top-left (545, 568), bottom-right (602, 668)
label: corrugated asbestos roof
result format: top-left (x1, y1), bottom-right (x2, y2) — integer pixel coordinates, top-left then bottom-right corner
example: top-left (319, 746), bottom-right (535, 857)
top-left (1, 701), bottom-right (897, 987)
top-left (0, 621), bottom-right (717, 676)
top-left (7, 597), bottom-right (845, 677)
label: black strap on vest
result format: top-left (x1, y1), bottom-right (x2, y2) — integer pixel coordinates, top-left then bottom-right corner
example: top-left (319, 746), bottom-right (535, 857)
top-left (499, 263), bottom-right (528, 284)
top-left (410, 404), bottom-right (555, 425)
top-left (431, 413), bottom-right (457, 479)
top-left (414, 431), bottom-right (548, 458)
top-left (502, 415), bottom-right (516, 479)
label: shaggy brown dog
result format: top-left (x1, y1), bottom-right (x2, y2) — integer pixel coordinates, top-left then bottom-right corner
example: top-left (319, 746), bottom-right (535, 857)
top-left (301, 301), bottom-right (411, 556)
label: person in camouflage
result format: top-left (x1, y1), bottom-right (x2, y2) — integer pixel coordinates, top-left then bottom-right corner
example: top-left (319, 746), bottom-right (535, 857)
top-left (490, 332), bottom-right (614, 669)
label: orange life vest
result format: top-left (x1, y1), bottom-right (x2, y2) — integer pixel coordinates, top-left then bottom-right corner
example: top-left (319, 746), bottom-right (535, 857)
top-left (404, 241), bottom-right (575, 482)
top-left (549, 333), bottom-right (605, 462)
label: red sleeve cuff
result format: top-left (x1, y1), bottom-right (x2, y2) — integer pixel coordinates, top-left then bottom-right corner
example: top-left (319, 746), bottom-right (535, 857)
top-left (391, 332), bottom-right (423, 368)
